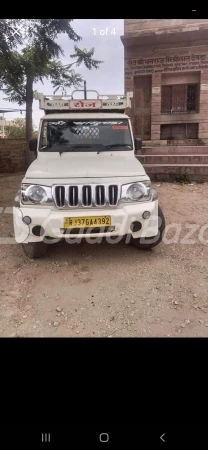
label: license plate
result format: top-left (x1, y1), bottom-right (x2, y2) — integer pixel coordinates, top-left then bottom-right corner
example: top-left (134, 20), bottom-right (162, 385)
top-left (64, 216), bottom-right (111, 229)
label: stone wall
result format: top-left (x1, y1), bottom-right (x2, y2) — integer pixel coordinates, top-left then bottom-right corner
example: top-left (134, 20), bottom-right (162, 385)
top-left (124, 19), bottom-right (208, 36)
top-left (123, 19), bottom-right (208, 142)
top-left (0, 139), bottom-right (28, 173)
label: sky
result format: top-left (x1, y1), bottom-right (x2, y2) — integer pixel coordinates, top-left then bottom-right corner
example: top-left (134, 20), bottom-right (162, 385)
top-left (0, 19), bottom-right (124, 128)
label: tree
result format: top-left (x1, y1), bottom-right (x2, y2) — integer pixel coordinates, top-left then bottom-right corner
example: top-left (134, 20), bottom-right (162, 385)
top-left (0, 19), bottom-right (102, 147)
top-left (5, 118), bottom-right (37, 139)
top-left (0, 19), bottom-right (23, 55)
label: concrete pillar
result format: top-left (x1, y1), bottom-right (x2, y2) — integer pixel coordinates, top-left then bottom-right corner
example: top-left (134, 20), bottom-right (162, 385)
top-left (125, 75), bottom-right (134, 134)
top-left (199, 70), bottom-right (208, 141)
top-left (151, 73), bottom-right (162, 141)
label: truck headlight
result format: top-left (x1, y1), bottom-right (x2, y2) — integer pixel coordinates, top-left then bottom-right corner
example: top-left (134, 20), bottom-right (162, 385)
top-left (121, 182), bottom-right (151, 203)
top-left (26, 186), bottom-right (47, 204)
top-left (127, 183), bottom-right (147, 200)
top-left (21, 184), bottom-right (53, 205)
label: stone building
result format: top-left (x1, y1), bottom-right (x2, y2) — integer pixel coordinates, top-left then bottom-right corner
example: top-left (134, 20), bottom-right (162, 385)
top-left (121, 20), bottom-right (208, 179)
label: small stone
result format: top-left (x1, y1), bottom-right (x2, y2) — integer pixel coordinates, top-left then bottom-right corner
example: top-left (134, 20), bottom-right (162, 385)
top-left (76, 330), bottom-right (80, 334)
top-left (193, 304), bottom-right (199, 309)
top-left (130, 300), bottom-right (135, 304)
top-left (185, 319), bottom-right (190, 325)
top-left (23, 315), bottom-right (27, 319)
top-left (33, 325), bottom-right (37, 329)
top-left (53, 321), bottom-right (59, 327)
top-left (25, 305), bottom-right (32, 311)
top-left (27, 294), bottom-right (31, 298)
top-left (61, 311), bottom-right (64, 315)
top-left (199, 319), bottom-right (204, 324)
top-left (56, 306), bottom-right (62, 312)
top-left (193, 294), bottom-right (197, 298)
top-left (181, 324), bottom-right (186, 328)
top-left (57, 313), bottom-right (61, 317)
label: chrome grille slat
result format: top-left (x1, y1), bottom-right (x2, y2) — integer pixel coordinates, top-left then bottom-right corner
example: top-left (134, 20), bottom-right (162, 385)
top-left (82, 185), bottom-right (92, 207)
top-left (53, 184), bottom-right (119, 208)
top-left (78, 185), bottom-right (83, 207)
top-left (72, 187), bottom-right (75, 206)
top-left (109, 185), bottom-right (118, 206)
top-left (58, 187), bottom-right (61, 206)
top-left (69, 186), bottom-right (78, 207)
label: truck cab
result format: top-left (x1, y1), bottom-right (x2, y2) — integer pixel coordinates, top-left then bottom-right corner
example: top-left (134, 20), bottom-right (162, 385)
top-left (13, 90), bottom-right (165, 258)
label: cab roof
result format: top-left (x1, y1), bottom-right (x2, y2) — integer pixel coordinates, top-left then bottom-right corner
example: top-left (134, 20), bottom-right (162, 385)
top-left (41, 113), bottom-right (129, 120)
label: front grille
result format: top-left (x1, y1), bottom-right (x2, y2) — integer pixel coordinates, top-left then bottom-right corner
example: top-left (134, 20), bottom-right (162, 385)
top-left (109, 185), bottom-right (118, 206)
top-left (53, 184), bottom-right (120, 208)
top-left (95, 185), bottom-right (105, 206)
top-left (69, 186), bottom-right (79, 207)
top-left (83, 185), bottom-right (92, 206)
top-left (55, 186), bottom-right (65, 207)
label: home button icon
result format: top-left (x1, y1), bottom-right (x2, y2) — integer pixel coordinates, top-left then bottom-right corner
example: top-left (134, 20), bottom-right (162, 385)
top-left (99, 433), bottom-right (109, 443)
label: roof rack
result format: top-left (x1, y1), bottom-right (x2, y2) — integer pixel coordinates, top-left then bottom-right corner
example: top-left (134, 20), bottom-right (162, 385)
top-left (33, 90), bottom-right (133, 112)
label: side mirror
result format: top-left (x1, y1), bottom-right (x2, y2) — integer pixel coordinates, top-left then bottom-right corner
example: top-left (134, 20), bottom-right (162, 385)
top-left (134, 138), bottom-right (142, 151)
top-left (29, 138), bottom-right (37, 152)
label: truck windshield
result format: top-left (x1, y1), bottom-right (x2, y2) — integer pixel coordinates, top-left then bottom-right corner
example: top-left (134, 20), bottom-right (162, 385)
top-left (39, 119), bottom-right (133, 152)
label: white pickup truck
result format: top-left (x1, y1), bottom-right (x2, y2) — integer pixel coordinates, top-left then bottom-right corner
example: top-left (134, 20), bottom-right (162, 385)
top-left (13, 90), bottom-right (165, 258)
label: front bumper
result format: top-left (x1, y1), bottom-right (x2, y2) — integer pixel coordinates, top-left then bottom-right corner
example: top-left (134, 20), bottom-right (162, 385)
top-left (13, 201), bottom-right (159, 243)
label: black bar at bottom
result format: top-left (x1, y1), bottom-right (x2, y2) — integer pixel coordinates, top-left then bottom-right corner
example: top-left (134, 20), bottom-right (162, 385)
top-left (0, 424), bottom-right (206, 448)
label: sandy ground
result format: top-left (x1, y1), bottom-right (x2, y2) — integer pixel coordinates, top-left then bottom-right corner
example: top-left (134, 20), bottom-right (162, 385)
top-left (1, 173), bottom-right (208, 337)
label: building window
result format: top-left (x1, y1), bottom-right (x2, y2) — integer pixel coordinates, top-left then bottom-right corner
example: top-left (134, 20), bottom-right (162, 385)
top-left (161, 84), bottom-right (199, 113)
top-left (160, 123), bottom-right (198, 140)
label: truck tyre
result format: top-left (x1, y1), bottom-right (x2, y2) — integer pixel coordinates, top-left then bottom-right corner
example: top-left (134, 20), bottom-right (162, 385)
top-left (131, 206), bottom-right (165, 250)
top-left (22, 242), bottom-right (48, 258)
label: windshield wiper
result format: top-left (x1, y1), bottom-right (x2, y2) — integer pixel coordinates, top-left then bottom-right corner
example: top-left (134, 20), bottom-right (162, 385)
top-left (97, 144), bottom-right (132, 154)
top-left (59, 144), bottom-right (96, 155)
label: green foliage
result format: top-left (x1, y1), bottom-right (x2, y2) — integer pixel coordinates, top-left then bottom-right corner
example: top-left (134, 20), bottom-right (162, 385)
top-left (0, 19), bottom-right (103, 141)
top-left (0, 19), bottom-right (103, 102)
top-left (5, 118), bottom-right (37, 139)
top-left (0, 19), bottom-right (22, 55)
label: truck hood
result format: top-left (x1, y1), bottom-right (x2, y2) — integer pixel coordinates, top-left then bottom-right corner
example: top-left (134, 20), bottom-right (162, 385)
top-left (25, 154), bottom-right (146, 179)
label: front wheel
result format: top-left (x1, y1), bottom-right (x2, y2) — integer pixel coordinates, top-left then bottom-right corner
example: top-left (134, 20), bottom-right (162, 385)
top-left (131, 205), bottom-right (165, 250)
top-left (22, 242), bottom-right (48, 258)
